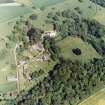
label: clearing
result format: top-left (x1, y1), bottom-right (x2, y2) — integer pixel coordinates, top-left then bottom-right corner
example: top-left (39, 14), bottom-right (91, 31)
top-left (57, 36), bottom-right (100, 62)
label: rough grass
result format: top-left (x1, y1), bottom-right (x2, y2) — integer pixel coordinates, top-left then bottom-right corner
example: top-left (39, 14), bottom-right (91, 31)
top-left (57, 36), bottom-right (100, 62)
top-left (28, 60), bottom-right (55, 73)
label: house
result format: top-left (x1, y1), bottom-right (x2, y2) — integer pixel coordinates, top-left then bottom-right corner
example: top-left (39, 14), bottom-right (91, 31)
top-left (42, 30), bottom-right (57, 39)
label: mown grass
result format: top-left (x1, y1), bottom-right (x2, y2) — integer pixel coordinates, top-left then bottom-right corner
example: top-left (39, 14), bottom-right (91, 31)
top-left (57, 36), bottom-right (100, 62)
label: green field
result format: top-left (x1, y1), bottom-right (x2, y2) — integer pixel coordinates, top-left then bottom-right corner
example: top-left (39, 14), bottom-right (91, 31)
top-left (0, 82), bottom-right (16, 93)
top-left (32, 0), bottom-right (65, 7)
top-left (57, 37), bottom-right (100, 62)
top-left (79, 87), bottom-right (105, 105)
top-left (0, 6), bottom-right (32, 23)
top-left (0, 0), bottom-right (104, 94)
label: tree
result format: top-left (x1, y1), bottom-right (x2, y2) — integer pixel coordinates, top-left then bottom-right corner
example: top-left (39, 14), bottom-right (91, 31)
top-left (29, 14), bottom-right (38, 20)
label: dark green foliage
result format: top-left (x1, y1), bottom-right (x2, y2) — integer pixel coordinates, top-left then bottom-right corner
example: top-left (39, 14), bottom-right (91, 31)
top-left (27, 27), bottom-right (43, 44)
top-left (52, 9), bottom-right (105, 38)
top-left (88, 39), bottom-right (105, 55)
top-left (49, 9), bottom-right (105, 55)
top-left (43, 37), bottom-right (60, 61)
top-left (74, 6), bottom-right (82, 14)
top-left (29, 14), bottom-right (38, 20)
top-left (72, 48), bottom-right (82, 55)
top-left (90, 0), bottom-right (105, 7)
top-left (78, 0), bottom-right (83, 2)
top-left (8, 58), bottom-right (105, 105)
top-left (30, 69), bottom-right (44, 79)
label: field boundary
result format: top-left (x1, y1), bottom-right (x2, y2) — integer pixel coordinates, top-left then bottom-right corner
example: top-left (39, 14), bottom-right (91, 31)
top-left (79, 86), bottom-right (105, 105)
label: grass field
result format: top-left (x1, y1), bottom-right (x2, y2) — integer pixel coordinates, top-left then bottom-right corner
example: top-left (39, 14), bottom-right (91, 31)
top-left (0, 82), bottom-right (16, 93)
top-left (79, 87), bottom-right (105, 105)
top-left (0, 5), bottom-right (32, 23)
top-left (57, 36), bottom-right (100, 62)
top-left (31, 0), bottom-right (96, 31)
top-left (32, 0), bottom-right (65, 7)
top-left (0, 0), bottom-right (65, 94)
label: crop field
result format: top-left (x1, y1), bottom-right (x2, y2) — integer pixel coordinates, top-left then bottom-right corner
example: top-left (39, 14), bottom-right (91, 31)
top-left (79, 87), bottom-right (105, 105)
top-left (57, 36), bottom-right (100, 62)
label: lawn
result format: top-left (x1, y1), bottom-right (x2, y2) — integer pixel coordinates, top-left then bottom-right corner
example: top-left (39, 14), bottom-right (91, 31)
top-left (57, 36), bottom-right (100, 62)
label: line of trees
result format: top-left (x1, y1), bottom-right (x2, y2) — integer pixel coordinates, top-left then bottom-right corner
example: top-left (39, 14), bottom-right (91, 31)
top-left (90, 0), bottom-right (105, 7)
top-left (43, 37), bottom-right (60, 61)
top-left (46, 9), bottom-right (105, 56)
